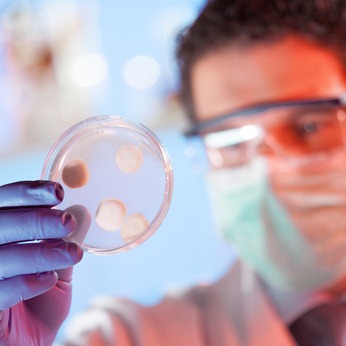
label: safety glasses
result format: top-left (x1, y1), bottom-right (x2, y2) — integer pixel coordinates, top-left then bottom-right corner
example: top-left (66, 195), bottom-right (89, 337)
top-left (184, 96), bottom-right (346, 169)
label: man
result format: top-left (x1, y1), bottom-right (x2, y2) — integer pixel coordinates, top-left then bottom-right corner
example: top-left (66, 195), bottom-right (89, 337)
top-left (1, 0), bottom-right (346, 345)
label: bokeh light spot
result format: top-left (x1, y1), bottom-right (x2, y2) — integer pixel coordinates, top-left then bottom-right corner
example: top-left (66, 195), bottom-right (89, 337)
top-left (122, 55), bottom-right (160, 90)
top-left (72, 53), bottom-right (108, 87)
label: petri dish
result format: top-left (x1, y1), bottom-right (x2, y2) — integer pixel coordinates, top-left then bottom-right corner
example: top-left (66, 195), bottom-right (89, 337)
top-left (41, 115), bottom-right (173, 255)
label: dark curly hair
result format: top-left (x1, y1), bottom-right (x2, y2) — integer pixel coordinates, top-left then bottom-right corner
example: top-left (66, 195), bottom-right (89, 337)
top-left (176, 0), bottom-right (346, 120)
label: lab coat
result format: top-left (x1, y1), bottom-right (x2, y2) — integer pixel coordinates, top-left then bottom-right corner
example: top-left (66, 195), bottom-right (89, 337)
top-left (61, 261), bottom-right (297, 346)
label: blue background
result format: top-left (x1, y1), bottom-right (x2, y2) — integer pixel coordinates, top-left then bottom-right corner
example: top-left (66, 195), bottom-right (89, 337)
top-left (0, 0), bottom-right (235, 342)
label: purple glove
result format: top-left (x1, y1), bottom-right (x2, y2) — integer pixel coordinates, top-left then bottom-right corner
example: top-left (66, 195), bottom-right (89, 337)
top-left (0, 180), bottom-right (83, 345)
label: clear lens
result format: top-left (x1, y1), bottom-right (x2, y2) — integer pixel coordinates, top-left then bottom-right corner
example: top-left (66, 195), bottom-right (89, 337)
top-left (203, 125), bottom-right (264, 168)
top-left (266, 105), bottom-right (345, 157)
top-left (201, 104), bottom-right (346, 169)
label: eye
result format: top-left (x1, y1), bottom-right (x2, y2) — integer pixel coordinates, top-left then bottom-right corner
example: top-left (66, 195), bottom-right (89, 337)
top-left (292, 113), bottom-right (337, 140)
top-left (296, 121), bottom-right (320, 136)
top-left (289, 115), bottom-right (342, 152)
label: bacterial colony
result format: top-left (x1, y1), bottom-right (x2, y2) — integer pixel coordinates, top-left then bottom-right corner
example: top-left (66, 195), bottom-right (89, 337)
top-left (61, 144), bottom-right (149, 246)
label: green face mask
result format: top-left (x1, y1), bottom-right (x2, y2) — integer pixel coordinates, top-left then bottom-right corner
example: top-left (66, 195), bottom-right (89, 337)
top-left (206, 158), bottom-right (346, 292)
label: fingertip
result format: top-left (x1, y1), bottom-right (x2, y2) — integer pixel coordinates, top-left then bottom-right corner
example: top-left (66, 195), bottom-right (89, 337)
top-left (61, 212), bottom-right (78, 236)
top-left (37, 271), bottom-right (59, 284)
top-left (23, 272), bottom-right (58, 299)
top-left (64, 205), bottom-right (91, 245)
top-left (66, 242), bottom-right (84, 263)
top-left (77, 245), bottom-right (84, 262)
top-left (31, 180), bottom-right (65, 207)
top-left (50, 241), bottom-right (84, 264)
top-left (54, 182), bottom-right (64, 203)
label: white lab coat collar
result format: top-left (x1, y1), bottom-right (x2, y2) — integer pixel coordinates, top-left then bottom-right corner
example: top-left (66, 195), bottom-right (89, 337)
top-left (207, 260), bottom-right (297, 346)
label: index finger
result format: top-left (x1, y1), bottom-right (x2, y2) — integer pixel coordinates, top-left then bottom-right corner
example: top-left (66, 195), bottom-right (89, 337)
top-left (0, 208), bottom-right (76, 244)
top-left (0, 181), bottom-right (64, 208)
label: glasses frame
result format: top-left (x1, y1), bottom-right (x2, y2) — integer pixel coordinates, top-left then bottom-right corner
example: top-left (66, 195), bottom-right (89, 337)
top-left (184, 96), bottom-right (346, 137)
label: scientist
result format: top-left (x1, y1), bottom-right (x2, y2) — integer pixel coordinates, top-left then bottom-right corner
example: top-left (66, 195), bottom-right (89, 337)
top-left (1, 0), bottom-right (346, 345)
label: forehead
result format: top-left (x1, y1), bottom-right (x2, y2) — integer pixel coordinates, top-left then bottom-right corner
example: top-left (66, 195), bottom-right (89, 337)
top-left (191, 35), bottom-right (346, 121)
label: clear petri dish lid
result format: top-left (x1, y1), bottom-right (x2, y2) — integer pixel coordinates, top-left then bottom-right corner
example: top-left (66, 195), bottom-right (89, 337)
top-left (41, 115), bottom-right (173, 255)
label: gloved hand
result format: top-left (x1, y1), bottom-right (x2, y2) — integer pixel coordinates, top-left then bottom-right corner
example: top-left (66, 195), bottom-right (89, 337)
top-left (0, 180), bottom-right (83, 346)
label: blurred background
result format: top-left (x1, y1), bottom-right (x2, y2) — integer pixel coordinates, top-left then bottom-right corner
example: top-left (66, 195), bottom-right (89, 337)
top-left (0, 0), bottom-right (235, 342)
